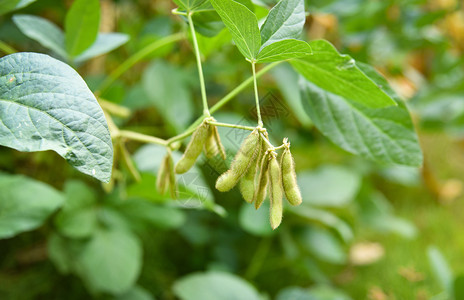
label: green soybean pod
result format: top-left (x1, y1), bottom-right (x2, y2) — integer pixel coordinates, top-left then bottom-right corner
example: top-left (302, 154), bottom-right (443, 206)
top-left (175, 122), bottom-right (209, 174)
top-left (166, 153), bottom-right (177, 199)
top-left (268, 155), bottom-right (283, 230)
top-left (216, 129), bottom-right (260, 192)
top-left (156, 154), bottom-right (170, 194)
top-left (204, 125), bottom-right (226, 160)
top-left (281, 148), bottom-right (302, 206)
top-left (254, 150), bottom-right (270, 209)
top-left (239, 139), bottom-right (262, 203)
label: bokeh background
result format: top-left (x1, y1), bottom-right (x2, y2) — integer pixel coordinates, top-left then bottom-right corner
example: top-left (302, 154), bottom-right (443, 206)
top-left (1, 0), bottom-right (464, 299)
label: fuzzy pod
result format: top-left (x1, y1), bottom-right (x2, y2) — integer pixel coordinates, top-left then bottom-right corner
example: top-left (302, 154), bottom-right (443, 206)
top-left (175, 122), bottom-right (210, 174)
top-left (254, 150), bottom-right (271, 209)
top-left (281, 148), bottom-right (302, 206)
top-left (268, 155), bottom-right (283, 230)
top-left (156, 154), bottom-right (170, 194)
top-left (216, 129), bottom-right (260, 192)
top-left (205, 125), bottom-right (226, 160)
top-left (239, 139), bottom-right (263, 202)
top-left (166, 153), bottom-right (177, 199)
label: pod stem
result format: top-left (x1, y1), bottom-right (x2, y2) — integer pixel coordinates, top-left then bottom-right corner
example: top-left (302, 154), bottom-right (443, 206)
top-left (188, 12), bottom-right (210, 117)
top-left (252, 62), bottom-right (263, 127)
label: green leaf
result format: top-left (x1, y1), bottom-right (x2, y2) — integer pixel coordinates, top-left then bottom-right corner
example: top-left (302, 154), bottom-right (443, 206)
top-left (271, 64), bottom-right (312, 127)
top-left (427, 246), bottom-right (453, 292)
top-left (0, 173), bottom-right (64, 239)
top-left (142, 60), bottom-right (194, 132)
top-left (174, 0), bottom-right (207, 11)
top-left (299, 64), bottom-right (423, 167)
top-left (0, 53), bottom-right (113, 182)
top-left (210, 0), bottom-right (261, 60)
top-left (12, 14), bottom-right (67, 59)
top-left (65, 0), bottom-right (100, 57)
top-left (173, 271), bottom-right (261, 300)
top-left (48, 233), bottom-right (87, 274)
top-left (292, 40), bottom-right (396, 108)
top-left (74, 33), bottom-right (129, 64)
top-left (276, 287), bottom-right (317, 300)
top-left (256, 39), bottom-right (311, 63)
top-left (75, 228), bottom-right (142, 294)
top-left (115, 286), bottom-right (155, 300)
top-left (299, 227), bottom-right (346, 264)
top-left (0, 0), bottom-right (36, 15)
top-left (260, 0), bottom-right (306, 48)
top-left (54, 180), bottom-right (97, 238)
top-left (239, 202), bottom-right (274, 236)
top-left (297, 166), bottom-right (361, 207)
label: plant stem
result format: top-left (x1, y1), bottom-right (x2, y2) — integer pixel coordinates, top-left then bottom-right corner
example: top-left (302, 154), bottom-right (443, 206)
top-left (96, 33), bottom-right (184, 95)
top-left (211, 61), bottom-right (282, 114)
top-left (0, 40), bottom-right (17, 55)
top-left (188, 12), bottom-right (210, 116)
top-left (207, 121), bottom-right (255, 131)
top-left (118, 141), bottom-right (141, 182)
top-left (114, 62), bottom-right (282, 147)
top-left (244, 237), bottom-right (272, 280)
top-left (251, 62), bottom-right (262, 127)
top-left (119, 130), bottom-right (167, 146)
top-left (98, 98), bottom-right (131, 118)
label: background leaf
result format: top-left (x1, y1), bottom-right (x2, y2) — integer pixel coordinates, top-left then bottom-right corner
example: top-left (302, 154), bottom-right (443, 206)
top-left (257, 39), bottom-right (311, 63)
top-left (0, 173), bottom-right (64, 239)
top-left (292, 40), bottom-right (396, 108)
top-left (74, 33), bottom-right (129, 64)
top-left (65, 0), bottom-right (100, 57)
top-left (75, 228), bottom-right (142, 294)
top-left (299, 68), bottom-right (423, 166)
top-left (260, 0), bottom-right (306, 48)
top-left (0, 0), bottom-right (36, 15)
top-left (0, 52), bottom-right (113, 182)
top-left (210, 0), bottom-right (261, 60)
top-left (427, 246), bottom-right (453, 292)
top-left (13, 14), bottom-right (67, 59)
top-left (173, 271), bottom-right (262, 300)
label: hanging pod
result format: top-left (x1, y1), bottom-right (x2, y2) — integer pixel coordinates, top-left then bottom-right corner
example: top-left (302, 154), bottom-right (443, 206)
top-left (157, 153), bottom-right (171, 195)
top-left (254, 147), bottom-right (271, 209)
top-left (239, 137), bottom-right (263, 203)
top-left (268, 155), bottom-right (283, 230)
top-left (204, 124), bottom-right (226, 160)
top-left (175, 121), bottom-right (210, 174)
top-left (281, 148), bottom-right (302, 206)
top-left (215, 129), bottom-right (260, 192)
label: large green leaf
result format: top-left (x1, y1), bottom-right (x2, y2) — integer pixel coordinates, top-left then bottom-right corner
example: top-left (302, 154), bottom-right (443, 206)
top-left (174, 0), bottom-right (207, 11)
top-left (0, 0), bottom-right (36, 15)
top-left (65, 0), bottom-right (100, 57)
top-left (13, 14), bottom-right (67, 59)
top-left (75, 228), bottom-right (142, 294)
top-left (0, 53), bottom-right (113, 182)
top-left (427, 246), bottom-right (453, 292)
top-left (54, 180), bottom-right (97, 238)
top-left (210, 0), bottom-right (261, 60)
top-left (292, 40), bottom-right (396, 108)
top-left (299, 63), bottom-right (423, 167)
top-left (256, 39), bottom-right (311, 63)
top-left (74, 33), bottom-right (129, 64)
top-left (173, 271), bottom-right (261, 300)
top-left (260, 0), bottom-right (306, 48)
top-left (0, 173), bottom-right (64, 239)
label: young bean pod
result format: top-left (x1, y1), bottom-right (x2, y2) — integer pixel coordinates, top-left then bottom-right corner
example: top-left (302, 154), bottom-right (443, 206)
top-left (175, 121), bottom-right (209, 174)
top-left (205, 125), bottom-right (226, 160)
top-left (239, 138), bottom-right (262, 203)
top-left (216, 129), bottom-right (260, 192)
top-left (281, 148), bottom-right (302, 206)
top-left (268, 155), bottom-right (283, 230)
top-left (156, 154), bottom-right (170, 194)
top-left (254, 148), bottom-right (271, 209)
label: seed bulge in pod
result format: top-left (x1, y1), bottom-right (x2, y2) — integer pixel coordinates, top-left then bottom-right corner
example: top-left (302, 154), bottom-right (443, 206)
top-left (269, 155), bottom-right (283, 230)
top-left (281, 148), bottom-right (302, 206)
top-left (215, 129), bottom-right (260, 192)
top-left (175, 121), bottom-right (209, 174)
top-left (239, 138), bottom-right (263, 202)
top-left (254, 150), bottom-right (270, 209)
